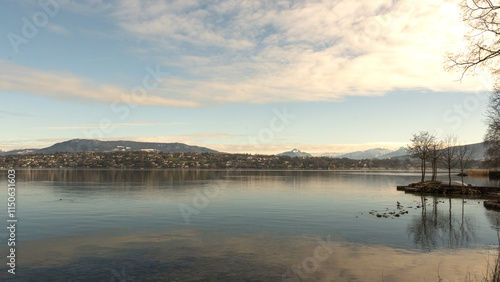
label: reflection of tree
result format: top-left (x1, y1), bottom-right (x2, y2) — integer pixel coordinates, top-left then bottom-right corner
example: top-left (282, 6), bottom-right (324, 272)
top-left (407, 196), bottom-right (477, 251)
top-left (485, 209), bottom-right (500, 232)
top-left (12, 169), bottom-right (223, 184)
top-left (484, 209), bottom-right (500, 281)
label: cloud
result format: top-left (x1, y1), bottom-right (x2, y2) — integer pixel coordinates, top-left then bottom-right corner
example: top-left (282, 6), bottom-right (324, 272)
top-left (0, 61), bottom-right (200, 107)
top-left (46, 23), bottom-right (71, 35)
top-left (96, 0), bottom-right (492, 104)
top-left (35, 121), bottom-right (179, 130)
top-left (0, 138), bottom-right (64, 151)
top-left (5, 0), bottom-right (493, 106)
top-left (119, 133), bottom-right (242, 144)
top-left (84, 57), bottom-right (114, 62)
top-left (0, 110), bottom-right (32, 117)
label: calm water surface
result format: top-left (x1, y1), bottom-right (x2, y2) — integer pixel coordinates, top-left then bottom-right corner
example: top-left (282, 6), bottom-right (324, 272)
top-left (1, 169), bottom-right (500, 281)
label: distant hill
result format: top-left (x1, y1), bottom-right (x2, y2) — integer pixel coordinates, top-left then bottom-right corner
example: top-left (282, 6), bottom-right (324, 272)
top-left (378, 147), bottom-right (408, 159)
top-left (311, 152), bottom-right (343, 158)
top-left (0, 149), bottom-right (37, 156)
top-left (377, 143), bottom-right (488, 160)
top-left (338, 148), bottom-right (392, 160)
top-left (1, 140), bottom-right (490, 160)
top-left (277, 148), bottom-right (312, 158)
top-left (460, 142), bottom-right (488, 160)
top-left (1, 139), bottom-right (218, 155)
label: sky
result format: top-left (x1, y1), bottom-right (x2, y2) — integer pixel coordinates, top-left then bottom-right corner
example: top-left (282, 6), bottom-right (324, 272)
top-left (0, 0), bottom-right (494, 154)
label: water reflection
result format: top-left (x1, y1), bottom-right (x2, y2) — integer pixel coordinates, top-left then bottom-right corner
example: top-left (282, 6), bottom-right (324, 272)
top-left (1, 169), bottom-right (499, 281)
top-left (2, 169), bottom-right (496, 189)
top-left (407, 196), bottom-right (477, 251)
top-left (486, 208), bottom-right (500, 231)
top-left (1, 169), bottom-right (222, 183)
top-left (0, 229), bottom-right (494, 282)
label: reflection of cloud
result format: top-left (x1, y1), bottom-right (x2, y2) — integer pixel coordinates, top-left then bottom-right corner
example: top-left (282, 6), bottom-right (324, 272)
top-left (18, 229), bottom-right (492, 281)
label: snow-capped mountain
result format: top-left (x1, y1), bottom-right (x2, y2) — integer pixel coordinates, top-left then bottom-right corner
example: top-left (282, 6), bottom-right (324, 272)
top-left (277, 148), bottom-right (312, 158)
top-left (337, 148), bottom-right (393, 160)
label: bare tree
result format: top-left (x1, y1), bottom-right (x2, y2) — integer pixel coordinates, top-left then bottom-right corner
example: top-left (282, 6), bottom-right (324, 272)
top-left (457, 143), bottom-right (476, 185)
top-left (445, 0), bottom-right (500, 81)
top-left (445, 0), bottom-right (500, 170)
top-left (406, 131), bottom-right (435, 183)
top-left (429, 141), bottom-right (444, 181)
top-left (441, 135), bottom-right (459, 187)
top-left (486, 90), bottom-right (500, 167)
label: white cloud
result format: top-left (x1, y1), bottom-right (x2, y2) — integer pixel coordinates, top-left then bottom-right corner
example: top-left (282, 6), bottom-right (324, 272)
top-left (119, 133), bottom-right (241, 144)
top-left (0, 138), bottom-right (65, 151)
top-left (5, 0), bottom-right (493, 106)
top-left (0, 110), bottom-right (32, 117)
top-left (0, 61), bottom-right (200, 107)
top-left (35, 121), bottom-right (179, 130)
top-left (103, 0), bottom-right (491, 104)
top-left (46, 23), bottom-right (70, 35)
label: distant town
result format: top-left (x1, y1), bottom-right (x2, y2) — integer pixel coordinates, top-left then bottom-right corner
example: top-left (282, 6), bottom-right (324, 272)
top-left (0, 151), bottom-right (415, 170)
top-left (0, 139), bottom-right (488, 170)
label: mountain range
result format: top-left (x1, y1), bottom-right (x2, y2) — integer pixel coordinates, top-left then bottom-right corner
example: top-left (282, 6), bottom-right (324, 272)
top-left (309, 148), bottom-right (404, 159)
top-left (276, 148), bottom-right (312, 158)
top-left (279, 142), bottom-right (489, 160)
top-left (0, 139), bottom-right (218, 156)
top-left (337, 148), bottom-right (393, 159)
top-left (1, 139), bottom-right (490, 161)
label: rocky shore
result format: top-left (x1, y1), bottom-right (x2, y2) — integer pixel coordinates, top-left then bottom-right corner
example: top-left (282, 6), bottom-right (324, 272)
top-left (397, 181), bottom-right (500, 210)
top-left (398, 181), bottom-right (500, 195)
top-left (484, 200), bottom-right (500, 210)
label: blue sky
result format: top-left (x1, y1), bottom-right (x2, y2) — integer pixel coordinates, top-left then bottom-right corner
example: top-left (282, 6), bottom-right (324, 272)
top-left (0, 0), bottom-right (493, 154)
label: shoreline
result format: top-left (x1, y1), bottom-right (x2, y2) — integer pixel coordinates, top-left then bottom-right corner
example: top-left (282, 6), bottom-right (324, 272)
top-left (397, 181), bottom-right (500, 211)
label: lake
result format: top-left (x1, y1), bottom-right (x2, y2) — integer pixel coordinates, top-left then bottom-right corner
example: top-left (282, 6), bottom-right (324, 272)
top-left (1, 169), bottom-right (500, 281)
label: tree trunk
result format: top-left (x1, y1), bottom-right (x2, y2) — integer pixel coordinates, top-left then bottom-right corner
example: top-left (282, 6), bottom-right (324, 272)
top-left (435, 164), bottom-right (438, 181)
top-left (431, 160), bottom-right (436, 181)
top-left (448, 167), bottom-right (452, 187)
top-left (421, 159), bottom-right (425, 183)
top-left (431, 161), bottom-right (434, 181)
top-left (435, 162), bottom-right (438, 181)
top-left (423, 161), bottom-right (426, 182)
top-left (431, 160), bottom-right (437, 181)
